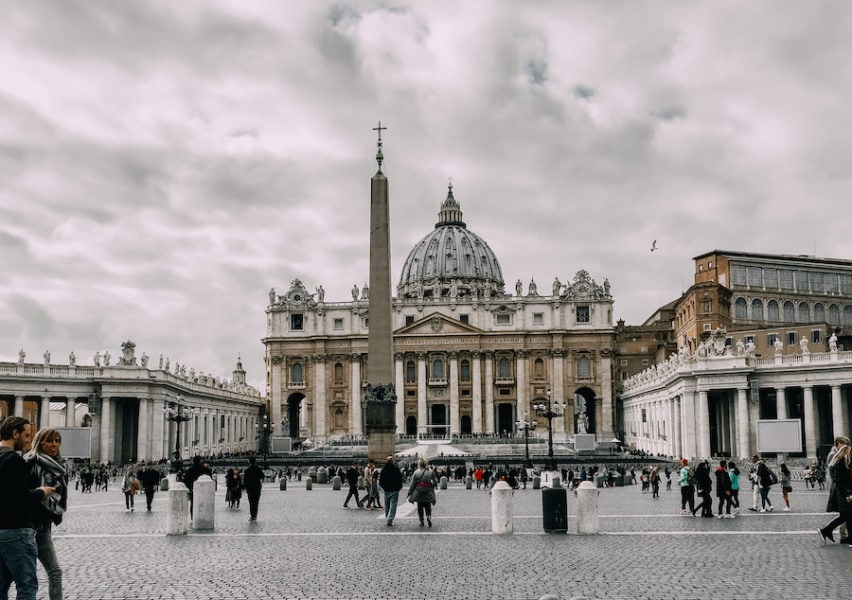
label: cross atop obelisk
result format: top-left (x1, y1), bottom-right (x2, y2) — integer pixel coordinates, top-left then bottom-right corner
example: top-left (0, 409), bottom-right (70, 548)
top-left (364, 122), bottom-right (397, 461)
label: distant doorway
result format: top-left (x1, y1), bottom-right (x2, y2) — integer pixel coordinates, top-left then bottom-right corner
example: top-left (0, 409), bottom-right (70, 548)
top-left (430, 404), bottom-right (448, 437)
top-left (286, 394), bottom-right (304, 437)
top-left (460, 415), bottom-right (472, 435)
top-left (406, 416), bottom-right (417, 436)
top-left (496, 403), bottom-right (514, 436)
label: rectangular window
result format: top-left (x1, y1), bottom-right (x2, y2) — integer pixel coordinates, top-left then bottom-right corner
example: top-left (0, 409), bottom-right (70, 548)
top-left (747, 267), bottom-right (762, 287)
top-left (702, 300), bottom-right (712, 313)
top-left (405, 316), bottom-right (414, 326)
top-left (496, 314), bottom-right (511, 325)
top-left (620, 359), bottom-right (628, 366)
top-left (779, 270), bottom-right (794, 289)
top-left (642, 409), bottom-right (647, 423)
top-left (459, 314), bottom-right (469, 324)
top-left (811, 330), bottom-right (822, 343)
top-left (363, 318), bottom-right (369, 329)
top-left (731, 265), bottom-right (746, 285)
top-left (641, 359), bottom-right (649, 366)
top-left (640, 346), bottom-right (648, 354)
top-left (290, 314), bottom-right (304, 330)
top-left (333, 318), bottom-right (344, 330)
top-left (703, 323), bottom-right (712, 332)
top-left (763, 268), bottom-right (778, 289)
top-left (461, 389), bottom-right (471, 397)
top-left (533, 313), bottom-right (544, 325)
top-left (406, 390), bottom-right (416, 397)
top-left (621, 371), bottom-right (628, 381)
top-left (767, 333), bottom-right (779, 346)
top-left (745, 335), bottom-right (755, 345)
top-left (499, 388), bottom-right (511, 396)
top-left (576, 305), bottom-right (590, 323)
top-left (786, 331), bottom-right (797, 345)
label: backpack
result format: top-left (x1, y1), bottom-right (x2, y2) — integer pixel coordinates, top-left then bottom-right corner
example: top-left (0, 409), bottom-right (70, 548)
top-left (768, 468), bottom-right (779, 485)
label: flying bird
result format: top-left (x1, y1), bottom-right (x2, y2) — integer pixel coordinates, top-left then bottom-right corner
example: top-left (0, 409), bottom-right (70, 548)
top-left (650, 240), bottom-right (658, 252)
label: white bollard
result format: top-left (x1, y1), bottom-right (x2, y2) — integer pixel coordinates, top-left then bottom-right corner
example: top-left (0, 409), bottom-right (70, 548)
top-left (576, 480), bottom-right (599, 534)
top-left (165, 481), bottom-right (190, 536)
top-left (490, 480), bottom-right (513, 534)
top-left (192, 475), bottom-right (215, 530)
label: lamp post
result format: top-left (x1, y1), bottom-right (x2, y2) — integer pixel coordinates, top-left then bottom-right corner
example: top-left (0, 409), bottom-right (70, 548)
top-left (515, 412), bottom-right (537, 468)
top-left (163, 396), bottom-right (193, 475)
top-left (256, 414), bottom-right (273, 468)
top-left (533, 388), bottom-right (565, 472)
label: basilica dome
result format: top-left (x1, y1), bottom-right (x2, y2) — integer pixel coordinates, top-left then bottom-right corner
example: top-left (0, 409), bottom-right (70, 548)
top-left (397, 184), bottom-right (505, 300)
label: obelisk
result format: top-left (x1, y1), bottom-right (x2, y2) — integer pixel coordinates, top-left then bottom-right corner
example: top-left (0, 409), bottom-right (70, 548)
top-left (364, 122), bottom-right (397, 462)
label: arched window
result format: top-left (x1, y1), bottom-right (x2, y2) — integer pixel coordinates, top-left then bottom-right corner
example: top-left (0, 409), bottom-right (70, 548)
top-left (498, 357), bottom-right (511, 378)
top-left (406, 361), bottom-right (416, 383)
top-left (333, 362), bottom-right (343, 384)
top-left (432, 358), bottom-right (445, 380)
top-left (735, 297), bottom-right (748, 319)
top-left (798, 302), bottom-right (810, 323)
top-left (460, 360), bottom-right (470, 382)
top-left (829, 304), bottom-right (840, 325)
top-left (783, 301), bottom-right (795, 322)
top-left (751, 299), bottom-right (764, 321)
top-left (291, 363), bottom-right (303, 384)
top-left (767, 300), bottom-right (780, 321)
top-left (578, 356), bottom-right (591, 379)
top-left (845, 305), bottom-right (852, 326)
top-left (534, 357), bottom-right (545, 379)
top-left (814, 303), bottom-right (825, 323)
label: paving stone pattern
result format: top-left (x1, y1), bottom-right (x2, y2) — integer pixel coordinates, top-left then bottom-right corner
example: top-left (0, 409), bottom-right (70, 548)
top-left (14, 481), bottom-right (851, 600)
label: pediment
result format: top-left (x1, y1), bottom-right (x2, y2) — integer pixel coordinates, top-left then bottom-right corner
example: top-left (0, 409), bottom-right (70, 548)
top-left (395, 312), bottom-right (482, 335)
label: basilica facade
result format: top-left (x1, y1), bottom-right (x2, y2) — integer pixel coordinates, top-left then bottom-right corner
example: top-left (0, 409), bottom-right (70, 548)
top-left (264, 185), bottom-right (617, 444)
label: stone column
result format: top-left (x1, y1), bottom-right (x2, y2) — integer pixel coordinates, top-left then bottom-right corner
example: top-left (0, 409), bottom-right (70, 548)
top-left (137, 397), bottom-right (150, 462)
top-left (313, 355), bottom-right (327, 440)
top-left (672, 396), bottom-right (682, 458)
top-left (417, 353), bottom-right (427, 435)
top-left (484, 352), bottom-right (495, 435)
top-left (14, 396), bottom-right (24, 417)
top-left (698, 391), bottom-right (710, 458)
top-left (550, 351), bottom-right (565, 434)
top-left (803, 386), bottom-right (817, 459)
top-left (515, 351), bottom-right (526, 424)
top-left (599, 350), bottom-right (614, 438)
top-left (471, 351), bottom-right (483, 434)
top-left (65, 398), bottom-right (76, 428)
top-left (270, 356), bottom-right (283, 433)
top-left (831, 385), bottom-right (845, 438)
top-left (776, 387), bottom-right (787, 420)
top-left (736, 388), bottom-right (749, 460)
top-left (152, 396), bottom-right (166, 462)
top-left (40, 396), bottom-right (51, 429)
top-left (394, 353), bottom-right (405, 433)
top-left (350, 354), bottom-right (362, 435)
top-left (99, 396), bottom-right (113, 464)
top-left (449, 352), bottom-right (460, 436)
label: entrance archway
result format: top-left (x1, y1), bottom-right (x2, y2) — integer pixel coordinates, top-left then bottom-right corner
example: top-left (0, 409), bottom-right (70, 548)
top-left (460, 415), bottom-right (472, 435)
top-left (573, 388), bottom-right (596, 434)
top-left (496, 403), bottom-right (514, 436)
top-left (430, 404), bottom-right (447, 437)
top-left (286, 393), bottom-right (305, 437)
top-left (406, 416), bottom-right (417, 436)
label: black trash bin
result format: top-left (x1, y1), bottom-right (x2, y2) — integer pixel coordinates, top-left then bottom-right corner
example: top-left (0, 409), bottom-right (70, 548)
top-left (541, 486), bottom-right (568, 533)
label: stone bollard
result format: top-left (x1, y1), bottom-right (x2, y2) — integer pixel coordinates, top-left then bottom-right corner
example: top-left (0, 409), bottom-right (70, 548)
top-left (165, 481), bottom-right (190, 536)
top-left (490, 480), bottom-right (513, 534)
top-left (552, 476), bottom-right (561, 488)
top-left (332, 476), bottom-right (341, 491)
top-left (439, 476), bottom-right (448, 490)
top-left (279, 478), bottom-right (287, 491)
top-left (192, 475), bottom-right (215, 531)
top-left (576, 480), bottom-right (599, 534)
top-left (465, 476), bottom-right (472, 490)
top-left (532, 475), bottom-right (541, 490)
top-left (160, 477), bottom-right (169, 492)
top-left (305, 477), bottom-right (313, 491)
top-left (308, 467), bottom-right (317, 481)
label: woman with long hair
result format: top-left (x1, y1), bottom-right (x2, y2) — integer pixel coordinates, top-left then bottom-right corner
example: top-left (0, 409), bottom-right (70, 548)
top-left (25, 428), bottom-right (68, 600)
top-left (407, 458), bottom-right (438, 527)
top-left (818, 437), bottom-right (852, 545)
top-left (779, 463), bottom-right (793, 511)
top-left (692, 461), bottom-right (713, 518)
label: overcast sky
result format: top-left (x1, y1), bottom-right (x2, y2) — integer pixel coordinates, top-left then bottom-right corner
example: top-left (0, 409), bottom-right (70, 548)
top-left (2, 1), bottom-right (850, 390)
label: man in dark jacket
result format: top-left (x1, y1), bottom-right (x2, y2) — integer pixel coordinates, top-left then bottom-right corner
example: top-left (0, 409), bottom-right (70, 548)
top-left (182, 456), bottom-right (211, 518)
top-left (242, 456), bottom-right (265, 522)
top-left (378, 456), bottom-right (403, 526)
top-left (343, 463), bottom-right (362, 509)
top-left (0, 416), bottom-right (54, 600)
top-left (138, 463), bottom-right (161, 512)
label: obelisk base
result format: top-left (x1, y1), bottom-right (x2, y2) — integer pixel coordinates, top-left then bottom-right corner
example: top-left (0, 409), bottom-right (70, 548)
top-left (367, 428), bottom-right (396, 463)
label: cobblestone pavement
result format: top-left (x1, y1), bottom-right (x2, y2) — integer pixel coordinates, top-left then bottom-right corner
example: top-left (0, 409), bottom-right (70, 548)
top-left (14, 480), bottom-right (851, 600)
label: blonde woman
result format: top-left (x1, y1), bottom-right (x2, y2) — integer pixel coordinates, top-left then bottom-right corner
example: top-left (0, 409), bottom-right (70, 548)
top-left (407, 458), bottom-right (438, 527)
top-left (25, 428), bottom-right (68, 600)
top-left (818, 437), bottom-right (852, 544)
top-left (121, 466), bottom-right (141, 512)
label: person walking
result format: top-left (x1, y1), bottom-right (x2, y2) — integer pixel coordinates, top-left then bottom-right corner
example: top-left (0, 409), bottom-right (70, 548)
top-left (242, 456), bottom-right (265, 522)
top-left (714, 459), bottom-right (733, 518)
top-left (650, 466), bottom-right (661, 499)
top-left (779, 463), bottom-right (793, 511)
top-left (378, 456), bottom-right (403, 526)
top-left (121, 466), bottom-right (140, 512)
top-left (24, 428), bottom-right (67, 600)
top-left (728, 461), bottom-right (741, 513)
top-left (0, 416), bottom-right (54, 600)
top-left (408, 458), bottom-right (438, 527)
top-left (182, 456), bottom-right (211, 518)
top-left (692, 461), bottom-right (713, 518)
top-left (755, 457), bottom-right (774, 512)
top-left (678, 458), bottom-right (695, 515)
top-left (818, 436), bottom-right (852, 545)
top-left (362, 462), bottom-right (378, 510)
top-left (137, 463), bottom-right (160, 512)
top-left (343, 462), bottom-right (362, 509)
top-left (225, 468), bottom-right (242, 510)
